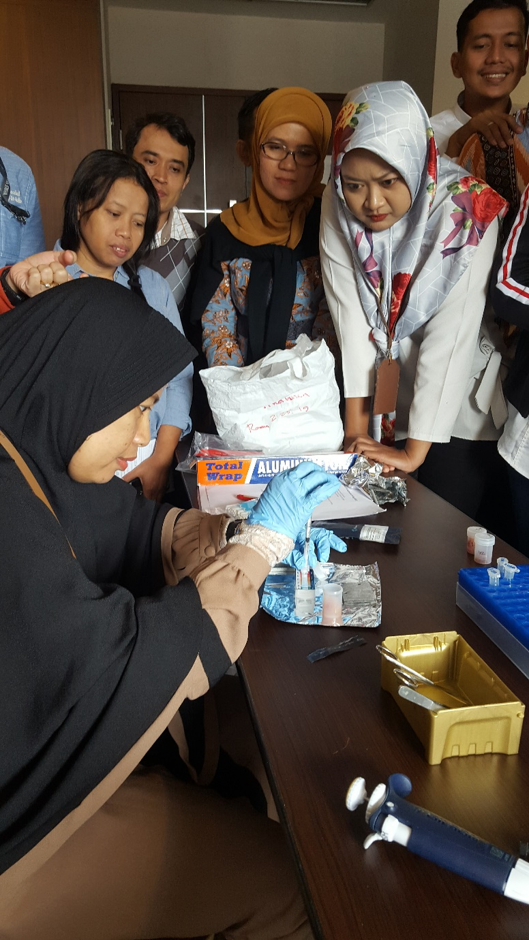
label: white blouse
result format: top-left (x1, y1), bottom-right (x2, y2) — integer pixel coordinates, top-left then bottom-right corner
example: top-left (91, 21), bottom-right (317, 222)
top-left (319, 185), bottom-right (505, 444)
top-left (499, 404), bottom-right (529, 479)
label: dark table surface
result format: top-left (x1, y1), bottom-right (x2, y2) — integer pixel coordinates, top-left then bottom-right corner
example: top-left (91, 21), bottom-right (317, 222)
top-left (235, 476), bottom-right (529, 940)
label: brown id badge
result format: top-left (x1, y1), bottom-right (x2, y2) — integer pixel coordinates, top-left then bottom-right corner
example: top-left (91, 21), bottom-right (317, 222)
top-left (373, 357), bottom-right (400, 415)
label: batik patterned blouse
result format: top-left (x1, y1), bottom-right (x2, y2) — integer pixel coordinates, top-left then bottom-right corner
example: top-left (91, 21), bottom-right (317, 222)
top-left (202, 254), bottom-right (336, 367)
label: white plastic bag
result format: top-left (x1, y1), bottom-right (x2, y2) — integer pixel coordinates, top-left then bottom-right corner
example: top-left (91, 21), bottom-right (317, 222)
top-left (199, 335), bottom-right (343, 455)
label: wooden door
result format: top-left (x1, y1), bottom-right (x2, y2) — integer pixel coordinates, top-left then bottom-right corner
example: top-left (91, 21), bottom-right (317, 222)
top-left (0, 0), bottom-right (106, 247)
top-left (113, 85), bottom-right (253, 228)
top-left (203, 91), bottom-right (249, 224)
top-left (112, 84), bottom-right (345, 229)
top-left (112, 87), bottom-right (206, 217)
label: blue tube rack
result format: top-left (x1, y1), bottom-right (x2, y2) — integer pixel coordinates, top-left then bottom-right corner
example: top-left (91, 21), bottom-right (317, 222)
top-left (457, 566), bottom-right (529, 680)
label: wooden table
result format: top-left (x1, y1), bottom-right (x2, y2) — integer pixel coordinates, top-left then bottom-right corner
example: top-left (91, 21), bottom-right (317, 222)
top-left (237, 476), bottom-right (529, 940)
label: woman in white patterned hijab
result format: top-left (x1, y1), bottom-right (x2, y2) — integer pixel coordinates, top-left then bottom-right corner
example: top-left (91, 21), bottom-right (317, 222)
top-left (320, 80), bottom-right (511, 529)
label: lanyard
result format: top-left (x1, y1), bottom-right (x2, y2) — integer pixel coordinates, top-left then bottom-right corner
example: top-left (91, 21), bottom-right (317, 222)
top-left (376, 294), bottom-right (394, 360)
top-left (0, 157), bottom-right (30, 225)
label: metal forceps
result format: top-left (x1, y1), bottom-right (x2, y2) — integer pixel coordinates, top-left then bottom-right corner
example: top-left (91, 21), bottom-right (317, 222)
top-left (376, 644), bottom-right (470, 707)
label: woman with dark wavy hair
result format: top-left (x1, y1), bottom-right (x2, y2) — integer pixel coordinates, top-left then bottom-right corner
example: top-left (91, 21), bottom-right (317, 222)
top-left (59, 149), bottom-right (193, 502)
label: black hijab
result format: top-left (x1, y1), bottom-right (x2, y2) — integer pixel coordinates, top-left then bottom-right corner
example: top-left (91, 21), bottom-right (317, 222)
top-left (0, 280), bottom-right (232, 874)
top-left (0, 277), bottom-right (196, 579)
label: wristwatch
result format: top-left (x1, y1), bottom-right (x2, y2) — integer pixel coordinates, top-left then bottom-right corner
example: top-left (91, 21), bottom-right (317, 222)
top-left (0, 267), bottom-right (26, 306)
top-left (226, 520), bottom-right (243, 541)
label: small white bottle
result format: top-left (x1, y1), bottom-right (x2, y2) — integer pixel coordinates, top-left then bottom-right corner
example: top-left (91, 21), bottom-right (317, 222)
top-left (322, 582), bottom-right (343, 626)
top-left (467, 525), bottom-right (487, 555)
top-left (474, 531), bottom-right (495, 566)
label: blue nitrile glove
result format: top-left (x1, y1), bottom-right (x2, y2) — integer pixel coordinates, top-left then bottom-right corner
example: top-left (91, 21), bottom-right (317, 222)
top-left (283, 527), bottom-right (347, 569)
top-left (246, 462), bottom-right (341, 541)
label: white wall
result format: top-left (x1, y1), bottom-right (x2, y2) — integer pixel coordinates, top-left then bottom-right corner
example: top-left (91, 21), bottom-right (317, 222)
top-left (382, 0), bottom-right (440, 112)
top-left (433, 0), bottom-right (529, 115)
top-left (108, 5), bottom-right (384, 93)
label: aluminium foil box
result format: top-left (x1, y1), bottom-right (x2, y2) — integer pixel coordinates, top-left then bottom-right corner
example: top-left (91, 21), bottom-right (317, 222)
top-left (196, 452), bottom-right (357, 486)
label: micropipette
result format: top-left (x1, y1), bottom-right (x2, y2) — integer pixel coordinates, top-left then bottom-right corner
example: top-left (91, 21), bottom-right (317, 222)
top-left (346, 773), bottom-right (529, 903)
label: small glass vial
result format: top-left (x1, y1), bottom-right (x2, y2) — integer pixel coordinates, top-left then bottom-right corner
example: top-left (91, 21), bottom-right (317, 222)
top-left (497, 557), bottom-right (509, 576)
top-left (467, 526), bottom-right (486, 555)
top-left (474, 531), bottom-right (495, 566)
top-left (322, 582), bottom-right (343, 626)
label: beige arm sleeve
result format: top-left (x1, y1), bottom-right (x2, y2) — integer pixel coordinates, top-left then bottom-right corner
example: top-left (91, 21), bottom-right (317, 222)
top-left (160, 507), bottom-right (230, 585)
top-left (188, 542), bottom-right (271, 668)
top-left (160, 509), bottom-right (293, 680)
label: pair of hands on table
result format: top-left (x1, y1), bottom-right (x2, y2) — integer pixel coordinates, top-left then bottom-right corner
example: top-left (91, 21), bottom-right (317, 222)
top-left (344, 434), bottom-right (431, 474)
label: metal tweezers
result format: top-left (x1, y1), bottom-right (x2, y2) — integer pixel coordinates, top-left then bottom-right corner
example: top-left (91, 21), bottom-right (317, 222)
top-left (308, 634), bottom-right (366, 663)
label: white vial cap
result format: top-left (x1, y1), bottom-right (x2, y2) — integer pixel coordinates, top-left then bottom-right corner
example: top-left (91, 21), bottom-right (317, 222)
top-left (475, 531), bottom-right (495, 547)
top-left (487, 567), bottom-right (501, 587)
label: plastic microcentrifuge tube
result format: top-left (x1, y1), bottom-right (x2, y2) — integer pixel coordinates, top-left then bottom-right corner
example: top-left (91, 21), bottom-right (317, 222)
top-left (497, 556), bottom-right (509, 576)
top-left (487, 567), bottom-right (501, 587)
top-left (313, 561), bottom-right (329, 598)
top-left (474, 531), bottom-right (495, 565)
top-left (322, 582), bottom-right (343, 626)
top-left (503, 563), bottom-right (520, 584)
top-left (467, 526), bottom-right (486, 555)
top-left (295, 568), bottom-right (315, 618)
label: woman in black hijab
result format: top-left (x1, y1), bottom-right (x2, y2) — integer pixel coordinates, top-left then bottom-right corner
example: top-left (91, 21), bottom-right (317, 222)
top-left (0, 277), bottom-right (328, 939)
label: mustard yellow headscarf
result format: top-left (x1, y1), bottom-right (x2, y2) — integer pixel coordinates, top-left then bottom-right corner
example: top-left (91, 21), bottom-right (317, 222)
top-left (221, 86), bottom-right (332, 249)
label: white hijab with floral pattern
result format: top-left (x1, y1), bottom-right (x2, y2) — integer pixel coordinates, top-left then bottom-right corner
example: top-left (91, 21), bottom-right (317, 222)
top-left (331, 80), bottom-right (507, 358)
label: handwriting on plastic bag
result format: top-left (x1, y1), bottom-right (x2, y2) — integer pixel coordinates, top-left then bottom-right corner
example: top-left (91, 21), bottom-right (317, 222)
top-left (263, 393), bottom-right (309, 410)
top-left (247, 395), bottom-right (311, 434)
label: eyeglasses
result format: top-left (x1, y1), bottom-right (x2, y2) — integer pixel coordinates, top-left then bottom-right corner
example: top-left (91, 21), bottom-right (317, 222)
top-left (260, 142), bottom-right (319, 167)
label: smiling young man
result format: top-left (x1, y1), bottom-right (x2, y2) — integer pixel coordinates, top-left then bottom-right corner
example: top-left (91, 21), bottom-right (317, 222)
top-left (125, 113), bottom-right (204, 322)
top-left (431, 0), bottom-right (529, 156)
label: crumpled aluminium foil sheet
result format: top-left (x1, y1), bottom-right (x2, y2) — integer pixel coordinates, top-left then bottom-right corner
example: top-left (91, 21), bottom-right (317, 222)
top-left (261, 562), bottom-right (381, 628)
top-left (340, 455), bottom-right (408, 506)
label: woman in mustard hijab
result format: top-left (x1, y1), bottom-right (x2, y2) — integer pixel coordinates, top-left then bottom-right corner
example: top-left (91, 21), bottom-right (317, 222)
top-left (191, 87), bottom-right (334, 367)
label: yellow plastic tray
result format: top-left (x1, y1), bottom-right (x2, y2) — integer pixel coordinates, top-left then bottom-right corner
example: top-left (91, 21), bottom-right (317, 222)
top-left (380, 632), bottom-right (525, 764)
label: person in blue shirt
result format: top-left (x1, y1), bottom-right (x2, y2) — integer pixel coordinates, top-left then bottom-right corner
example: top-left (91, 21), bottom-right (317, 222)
top-left (0, 146), bottom-right (45, 265)
top-left (58, 150), bottom-right (193, 501)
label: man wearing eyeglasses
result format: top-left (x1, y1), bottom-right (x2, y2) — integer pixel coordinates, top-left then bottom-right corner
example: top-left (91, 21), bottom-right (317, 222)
top-left (0, 147), bottom-right (45, 266)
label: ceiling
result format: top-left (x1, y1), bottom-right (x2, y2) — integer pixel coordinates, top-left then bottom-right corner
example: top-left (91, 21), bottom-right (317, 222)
top-left (105, 0), bottom-right (393, 24)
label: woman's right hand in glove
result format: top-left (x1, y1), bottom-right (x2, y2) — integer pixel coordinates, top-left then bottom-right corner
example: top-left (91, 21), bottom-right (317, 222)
top-left (246, 461), bottom-right (340, 541)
